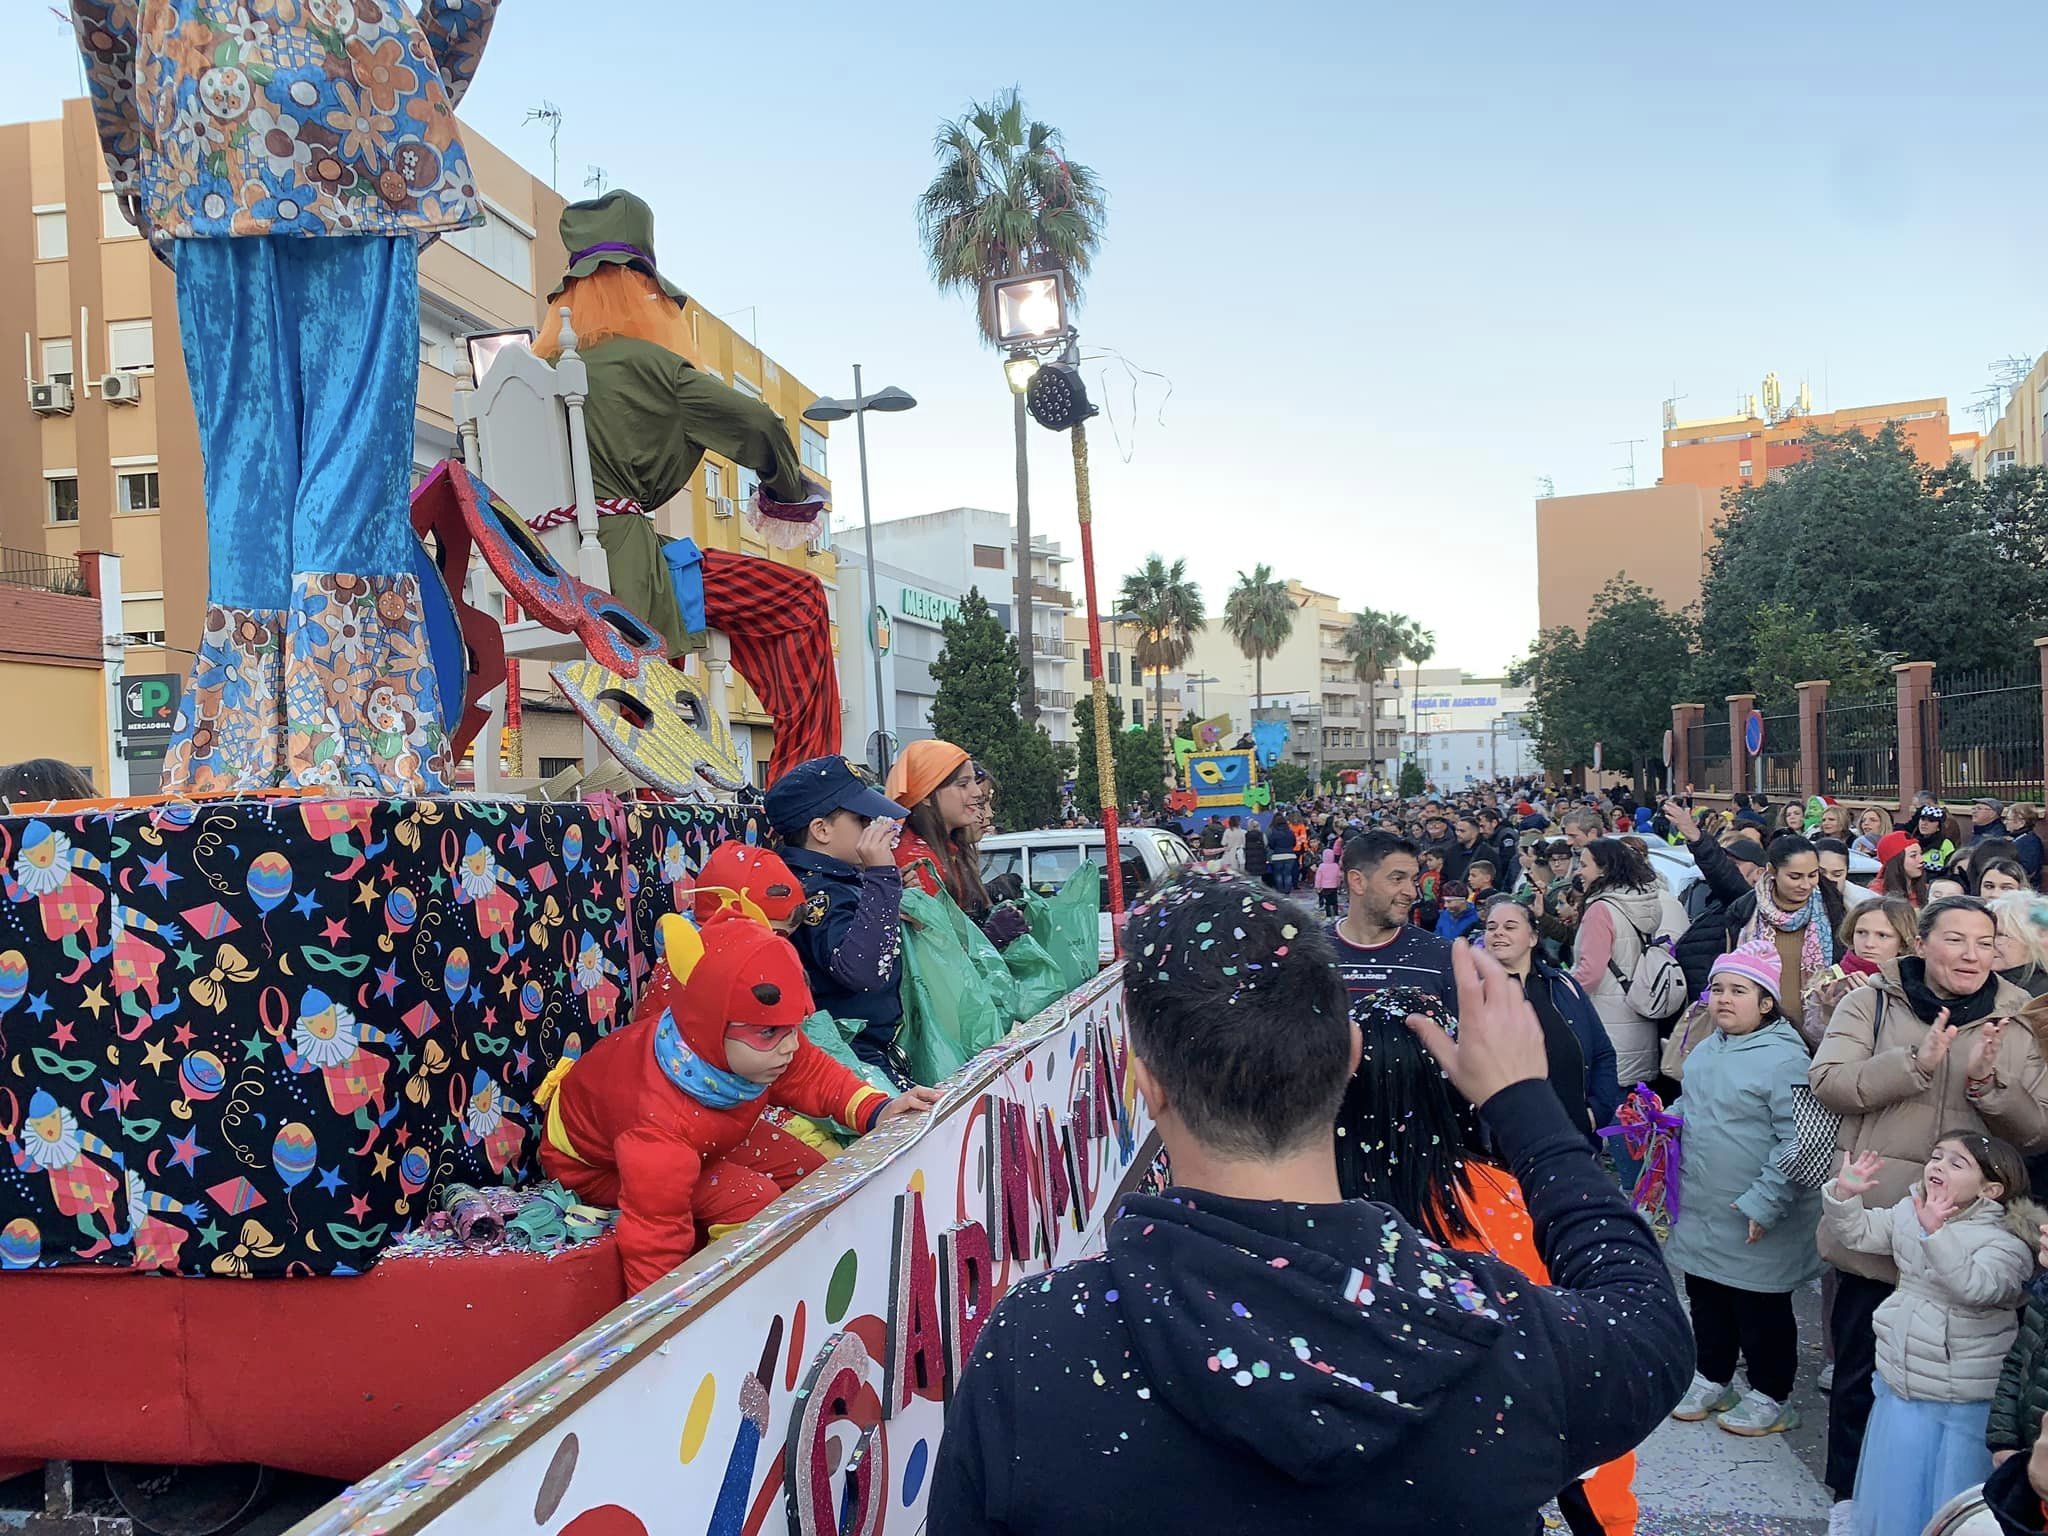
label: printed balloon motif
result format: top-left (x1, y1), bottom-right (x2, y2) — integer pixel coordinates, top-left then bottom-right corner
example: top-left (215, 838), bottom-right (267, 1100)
top-left (0, 1218), bottom-right (40, 1269)
top-left (246, 851), bottom-right (294, 914)
top-left (178, 1049), bottom-right (227, 1103)
top-left (444, 946), bottom-right (472, 998)
top-left (0, 950), bottom-right (28, 1016)
top-left (272, 1122), bottom-right (317, 1188)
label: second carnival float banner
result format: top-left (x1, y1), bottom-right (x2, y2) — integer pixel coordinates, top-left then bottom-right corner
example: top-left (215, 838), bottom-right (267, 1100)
top-left (0, 796), bottom-right (769, 1276)
top-left (305, 966), bottom-right (1145, 1536)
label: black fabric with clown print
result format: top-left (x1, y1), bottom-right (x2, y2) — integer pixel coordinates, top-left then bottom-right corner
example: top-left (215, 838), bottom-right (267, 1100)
top-left (0, 798), bottom-right (752, 1276)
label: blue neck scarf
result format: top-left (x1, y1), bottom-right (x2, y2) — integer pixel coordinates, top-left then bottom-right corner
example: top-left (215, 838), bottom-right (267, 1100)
top-left (654, 1010), bottom-right (765, 1109)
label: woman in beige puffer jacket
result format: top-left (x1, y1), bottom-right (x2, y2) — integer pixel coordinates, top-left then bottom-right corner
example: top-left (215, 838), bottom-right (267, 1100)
top-left (1806, 898), bottom-right (2048, 1508)
top-left (1811, 966), bottom-right (2048, 1283)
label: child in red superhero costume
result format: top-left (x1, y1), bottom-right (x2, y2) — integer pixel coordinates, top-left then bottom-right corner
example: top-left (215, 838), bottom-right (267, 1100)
top-left (535, 906), bottom-right (939, 1293)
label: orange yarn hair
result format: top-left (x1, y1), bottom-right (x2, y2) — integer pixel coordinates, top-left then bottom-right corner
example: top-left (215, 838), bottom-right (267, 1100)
top-left (537, 266), bottom-right (707, 371)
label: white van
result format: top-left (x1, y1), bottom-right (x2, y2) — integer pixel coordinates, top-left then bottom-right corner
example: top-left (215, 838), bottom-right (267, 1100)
top-left (976, 826), bottom-right (1195, 964)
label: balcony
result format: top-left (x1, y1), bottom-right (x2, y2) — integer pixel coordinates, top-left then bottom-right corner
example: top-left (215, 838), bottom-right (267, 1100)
top-left (1035, 689), bottom-right (1076, 711)
top-left (0, 547), bottom-right (88, 596)
top-left (1031, 635), bottom-right (1076, 660)
top-left (1030, 580), bottom-right (1073, 608)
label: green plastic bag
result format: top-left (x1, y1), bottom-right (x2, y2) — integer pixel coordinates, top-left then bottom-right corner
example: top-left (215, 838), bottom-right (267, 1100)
top-left (1027, 863), bottom-right (1101, 990)
top-left (798, 1010), bottom-right (898, 1138)
top-left (999, 929), bottom-right (1068, 1021)
top-left (897, 886), bottom-right (1014, 1084)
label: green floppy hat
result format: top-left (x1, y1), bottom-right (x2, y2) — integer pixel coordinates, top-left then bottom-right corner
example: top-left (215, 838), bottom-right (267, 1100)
top-left (547, 188), bottom-right (688, 307)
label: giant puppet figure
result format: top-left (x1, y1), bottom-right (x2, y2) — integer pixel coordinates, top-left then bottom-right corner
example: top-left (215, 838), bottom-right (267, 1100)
top-left (71, 0), bottom-right (501, 795)
top-left (531, 191), bottom-right (841, 781)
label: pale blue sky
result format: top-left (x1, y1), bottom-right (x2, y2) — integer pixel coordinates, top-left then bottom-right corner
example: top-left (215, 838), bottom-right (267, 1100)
top-left (13, 2), bottom-right (2048, 671)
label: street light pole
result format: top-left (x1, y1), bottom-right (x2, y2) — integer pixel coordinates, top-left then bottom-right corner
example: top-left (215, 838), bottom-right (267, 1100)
top-left (804, 376), bottom-right (917, 781)
top-left (850, 363), bottom-right (890, 778)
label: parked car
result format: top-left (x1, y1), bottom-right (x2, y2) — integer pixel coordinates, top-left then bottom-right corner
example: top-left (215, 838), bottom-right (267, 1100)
top-left (976, 827), bottom-right (1195, 963)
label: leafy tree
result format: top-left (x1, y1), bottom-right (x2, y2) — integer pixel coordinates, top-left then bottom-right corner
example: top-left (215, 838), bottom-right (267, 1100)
top-left (917, 89), bottom-right (1108, 720)
top-left (1343, 608), bottom-right (1407, 779)
top-left (1118, 555), bottom-right (1206, 736)
top-left (929, 588), bottom-right (1059, 828)
top-left (1511, 577), bottom-right (1694, 788)
top-left (1072, 694), bottom-right (1162, 818)
top-left (1741, 603), bottom-right (1897, 711)
top-left (1398, 759), bottom-right (1426, 798)
top-left (1400, 620), bottom-right (1436, 721)
top-left (1265, 761), bottom-right (1313, 805)
top-left (990, 723), bottom-right (1062, 833)
top-left (1693, 426), bottom-right (2040, 699)
top-left (1222, 564), bottom-right (1296, 711)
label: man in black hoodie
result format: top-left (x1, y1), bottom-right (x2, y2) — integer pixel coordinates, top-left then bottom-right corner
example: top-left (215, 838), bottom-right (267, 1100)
top-left (928, 874), bottom-right (1692, 1535)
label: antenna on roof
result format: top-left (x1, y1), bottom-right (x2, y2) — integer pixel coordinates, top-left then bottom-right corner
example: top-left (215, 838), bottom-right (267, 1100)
top-left (522, 100), bottom-right (564, 189)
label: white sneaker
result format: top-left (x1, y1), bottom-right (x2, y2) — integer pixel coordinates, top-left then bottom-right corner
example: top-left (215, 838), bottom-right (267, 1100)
top-left (1671, 1373), bottom-right (1741, 1421)
top-left (1817, 1362), bottom-right (1835, 1393)
top-left (1717, 1388), bottom-right (1797, 1436)
top-left (1828, 1500), bottom-right (1854, 1536)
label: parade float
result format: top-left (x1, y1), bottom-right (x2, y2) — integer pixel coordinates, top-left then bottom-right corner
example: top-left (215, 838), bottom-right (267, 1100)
top-left (1164, 737), bottom-right (1270, 831)
top-left (4, 10), bottom-right (1145, 1534)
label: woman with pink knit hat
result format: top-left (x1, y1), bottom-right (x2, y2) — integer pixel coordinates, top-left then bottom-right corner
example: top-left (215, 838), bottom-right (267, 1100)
top-left (1665, 940), bottom-right (1823, 1439)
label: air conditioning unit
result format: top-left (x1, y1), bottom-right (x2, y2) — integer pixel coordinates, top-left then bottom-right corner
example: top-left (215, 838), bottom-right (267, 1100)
top-left (100, 371), bottom-right (142, 406)
top-left (29, 381), bottom-right (73, 415)
top-left (713, 496), bottom-right (735, 519)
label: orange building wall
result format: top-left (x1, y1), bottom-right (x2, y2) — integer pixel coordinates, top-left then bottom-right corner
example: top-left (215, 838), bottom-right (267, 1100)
top-left (1662, 398), bottom-right (1951, 509)
top-left (1535, 484), bottom-right (1713, 636)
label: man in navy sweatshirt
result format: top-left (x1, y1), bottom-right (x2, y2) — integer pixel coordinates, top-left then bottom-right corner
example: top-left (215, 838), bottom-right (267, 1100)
top-left (928, 874), bottom-right (1692, 1534)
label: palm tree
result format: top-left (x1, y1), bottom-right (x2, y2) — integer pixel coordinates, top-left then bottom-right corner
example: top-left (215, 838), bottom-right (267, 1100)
top-left (1344, 608), bottom-right (1405, 783)
top-left (1399, 620), bottom-right (1436, 768)
top-left (1221, 565), bottom-right (1296, 716)
top-left (917, 88), bottom-right (1108, 721)
top-left (1118, 555), bottom-right (1206, 742)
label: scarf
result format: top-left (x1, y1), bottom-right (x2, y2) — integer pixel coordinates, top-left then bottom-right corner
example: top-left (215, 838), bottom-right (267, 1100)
top-left (654, 1009), bottom-right (765, 1109)
top-left (1896, 956), bottom-right (2003, 1030)
top-left (1745, 873), bottom-right (1833, 988)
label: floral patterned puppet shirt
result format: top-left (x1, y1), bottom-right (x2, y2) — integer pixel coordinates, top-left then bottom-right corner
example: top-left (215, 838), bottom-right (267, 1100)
top-left (72, 0), bottom-right (500, 254)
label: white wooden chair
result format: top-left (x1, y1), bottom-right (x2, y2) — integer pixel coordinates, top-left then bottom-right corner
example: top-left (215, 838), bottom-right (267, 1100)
top-left (452, 310), bottom-right (733, 793)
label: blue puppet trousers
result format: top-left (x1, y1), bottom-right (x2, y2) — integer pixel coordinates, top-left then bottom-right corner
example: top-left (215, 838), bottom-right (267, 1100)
top-left (160, 235), bottom-right (451, 796)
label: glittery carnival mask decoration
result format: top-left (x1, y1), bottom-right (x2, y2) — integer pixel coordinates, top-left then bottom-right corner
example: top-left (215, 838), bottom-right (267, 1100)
top-left (550, 658), bottom-right (747, 801)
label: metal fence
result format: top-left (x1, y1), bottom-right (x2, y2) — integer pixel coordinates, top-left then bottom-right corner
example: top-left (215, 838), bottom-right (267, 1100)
top-left (1930, 666), bottom-right (2044, 803)
top-left (0, 546), bottom-right (84, 595)
top-left (1819, 689), bottom-right (1900, 802)
top-left (1752, 711), bottom-right (1801, 799)
top-left (1689, 719), bottom-right (1732, 796)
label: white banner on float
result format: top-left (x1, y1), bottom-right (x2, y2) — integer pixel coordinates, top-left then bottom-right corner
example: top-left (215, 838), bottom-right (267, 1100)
top-left (299, 966), bottom-right (1146, 1536)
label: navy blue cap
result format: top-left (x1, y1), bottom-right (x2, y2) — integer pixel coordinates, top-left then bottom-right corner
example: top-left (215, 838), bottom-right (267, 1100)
top-left (765, 756), bottom-right (908, 839)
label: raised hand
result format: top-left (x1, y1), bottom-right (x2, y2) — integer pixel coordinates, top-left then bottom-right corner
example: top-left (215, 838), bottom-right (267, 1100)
top-left (1662, 800), bottom-right (1700, 843)
top-left (854, 816), bottom-right (901, 869)
top-left (1968, 1019), bottom-right (2009, 1081)
top-left (1835, 1151), bottom-right (1884, 1198)
top-left (1913, 1183), bottom-right (1960, 1235)
top-left (1405, 940), bottom-right (1546, 1109)
top-left (1913, 1010), bottom-right (1957, 1075)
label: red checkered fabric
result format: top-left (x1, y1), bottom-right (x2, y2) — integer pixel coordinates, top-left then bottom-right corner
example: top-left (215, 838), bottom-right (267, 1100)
top-left (698, 548), bottom-right (842, 782)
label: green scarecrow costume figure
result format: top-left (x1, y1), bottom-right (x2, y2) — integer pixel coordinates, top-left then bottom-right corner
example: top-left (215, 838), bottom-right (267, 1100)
top-left (530, 191), bottom-right (828, 658)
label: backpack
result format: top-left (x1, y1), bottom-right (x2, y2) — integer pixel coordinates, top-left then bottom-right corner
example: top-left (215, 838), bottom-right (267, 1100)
top-left (1601, 901), bottom-right (1690, 1023)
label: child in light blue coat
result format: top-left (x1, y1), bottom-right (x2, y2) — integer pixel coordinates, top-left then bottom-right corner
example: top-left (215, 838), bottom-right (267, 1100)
top-left (1665, 940), bottom-right (1821, 1437)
